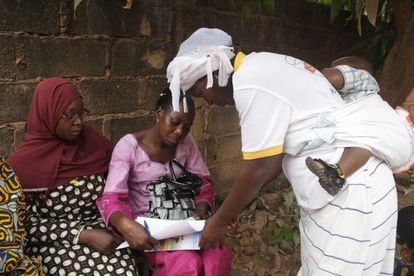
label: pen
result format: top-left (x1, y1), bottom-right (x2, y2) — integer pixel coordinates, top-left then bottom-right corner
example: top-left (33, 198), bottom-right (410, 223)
top-left (144, 220), bottom-right (157, 251)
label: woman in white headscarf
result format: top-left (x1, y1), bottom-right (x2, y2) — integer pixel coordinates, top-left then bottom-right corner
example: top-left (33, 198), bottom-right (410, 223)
top-left (166, 27), bottom-right (409, 275)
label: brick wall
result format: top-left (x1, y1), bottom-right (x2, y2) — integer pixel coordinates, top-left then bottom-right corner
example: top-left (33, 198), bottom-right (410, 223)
top-left (0, 0), bottom-right (370, 196)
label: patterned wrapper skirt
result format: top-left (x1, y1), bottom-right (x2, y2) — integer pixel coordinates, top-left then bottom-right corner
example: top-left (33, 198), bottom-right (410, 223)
top-left (0, 157), bottom-right (44, 275)
top-left (25, 173), bottom-right (139, 276)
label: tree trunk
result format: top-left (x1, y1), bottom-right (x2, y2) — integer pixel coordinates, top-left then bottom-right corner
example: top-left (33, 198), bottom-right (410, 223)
top-left (380, 2), bottom-right (414, 107)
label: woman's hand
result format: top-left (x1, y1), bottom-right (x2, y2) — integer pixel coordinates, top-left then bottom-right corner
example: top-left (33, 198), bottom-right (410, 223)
top-left (192, 202), bottom-right (210, 220)
top-left (199, 215), bottom-right (229, 249)
top-left (78, 228), bottom-right (123, 254)
top-left (226, 217), bottom-right (238, 230)
top-left (109, 212), bottom-right (158, 251)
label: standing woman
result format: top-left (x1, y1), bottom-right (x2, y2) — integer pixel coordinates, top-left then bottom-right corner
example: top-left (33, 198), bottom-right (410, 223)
top-left (7, 77), bottom-right (139, 275)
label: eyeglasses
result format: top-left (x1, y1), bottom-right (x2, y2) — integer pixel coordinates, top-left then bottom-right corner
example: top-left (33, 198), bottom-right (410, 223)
top-left (60, 108), bottom-right (89, 122)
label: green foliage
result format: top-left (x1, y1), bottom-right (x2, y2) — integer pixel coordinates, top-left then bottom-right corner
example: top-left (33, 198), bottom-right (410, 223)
top-left (229, 0), bottom-right (276, 17)
top-left (262, 0), bottom-right (276, 11)
top-left (298, 0), bottom-right (400, 70)
top-left (270, 191), bottom-right (300, 247)
top-left (269, 226), bottom-right (299, 247)
top-left (315, 0), bottom-right (396, 71)
top-left (330, 0), bottom-right (345, 23)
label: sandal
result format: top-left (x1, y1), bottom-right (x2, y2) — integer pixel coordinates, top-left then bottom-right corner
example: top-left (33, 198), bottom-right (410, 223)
top-left (305, 157), bottom-right (346, 196)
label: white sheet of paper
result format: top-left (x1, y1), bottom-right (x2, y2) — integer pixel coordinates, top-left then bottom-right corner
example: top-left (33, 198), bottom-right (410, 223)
top-left (116, 217), bottom-right (205, 251)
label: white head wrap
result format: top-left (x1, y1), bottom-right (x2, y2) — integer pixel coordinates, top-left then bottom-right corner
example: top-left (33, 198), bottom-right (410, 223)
top-left (166, 28), bottom-right (235, 112)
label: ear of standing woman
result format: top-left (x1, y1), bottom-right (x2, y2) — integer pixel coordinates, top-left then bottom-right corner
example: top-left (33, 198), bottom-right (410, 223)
top-left (7, 77), bottom-right (139, 275)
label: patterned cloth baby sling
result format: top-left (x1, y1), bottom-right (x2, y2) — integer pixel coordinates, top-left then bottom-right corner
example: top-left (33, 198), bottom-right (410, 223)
top-left (147, 160), bottom-right (202, 220)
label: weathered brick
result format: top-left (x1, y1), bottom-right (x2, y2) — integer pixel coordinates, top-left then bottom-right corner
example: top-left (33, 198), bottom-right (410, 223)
top-left (13, 123), bottom-right (26, 149)
top-left (209, 161), bottom-right (241, 195)
top-left (71, 2), bottom-right (173, 39)
top-left (0, 126), bottom-right (13, 157)
top-left (71, 1), bottom-right (141, 37)
top-left (108, 115), bottom-right (155, 144)
top-left (84, 118), bottom-right (105, 135)
top-left (137, 77), bottom-right (169, 110)
top-left (3, 36), bottom-right (107, 80)
top-left (144, 6), bottom-right (174, 40)
top-left (142, 49), bottom-right (167, 71)
top-left (112, 39), bottom-right (172, 77)
top-left (0, 35), bottom-right (17, 79)
top-left (136, 0), bottom-right (175, 7)
top-left (111, 39), bottom-right (144, 76)
top-left (276, 23), bottom-right (297, 49)
top-left (0, 82), bottom-right (35, 123)
top-left (77, 79), bottom-right (142, 115)
top-left (194, 0), bottom-right (239, 12)
top-left (0, 0), bottom-right (60, 34)
top-left (190, 108), bottom-right (204, 143)
top-left (206, 107), bottom-right (240, 136)
top-left (220, 15), bottom-right (263, 46)
top-left (206, 135), bottom-right (241, 164)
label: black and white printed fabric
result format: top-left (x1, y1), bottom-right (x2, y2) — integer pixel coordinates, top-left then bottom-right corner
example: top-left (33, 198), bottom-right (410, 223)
top-left (24, 174), bottom-right (138, 276)
top-left (147, 160), bottom-right (202, 220)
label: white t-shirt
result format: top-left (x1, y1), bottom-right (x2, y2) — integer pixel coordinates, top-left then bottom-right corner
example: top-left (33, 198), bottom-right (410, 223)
top-left (232, 52), bottom-right (345, 210)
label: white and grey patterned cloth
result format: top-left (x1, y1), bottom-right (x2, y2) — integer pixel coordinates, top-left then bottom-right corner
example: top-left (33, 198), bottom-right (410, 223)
top-left (335, 65), bottom-right (379, 102)
top-left (25, 174), bottom-right (138, 276)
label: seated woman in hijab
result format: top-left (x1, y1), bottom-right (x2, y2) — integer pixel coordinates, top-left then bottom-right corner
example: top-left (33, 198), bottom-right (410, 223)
top-left (7, 77), bottom-right (139, 275)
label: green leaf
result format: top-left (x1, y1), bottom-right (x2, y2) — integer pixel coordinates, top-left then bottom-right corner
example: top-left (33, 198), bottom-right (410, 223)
top-left (242, 1), bottom-right (252, 17)
top-left (330, 0), bottom-right (343, 22)
top-left (262, 0), bottom-right (275, 12)
top-left (269, 226), bottom-right (296, 247)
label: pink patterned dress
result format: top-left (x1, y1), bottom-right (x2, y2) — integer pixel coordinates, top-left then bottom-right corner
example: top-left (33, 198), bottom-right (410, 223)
top-left (97, 134), bottom-right (232, 276)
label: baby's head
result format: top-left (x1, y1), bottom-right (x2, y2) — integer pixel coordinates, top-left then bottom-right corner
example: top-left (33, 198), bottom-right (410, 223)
top-left (331, 56), bottom-right (374, 75)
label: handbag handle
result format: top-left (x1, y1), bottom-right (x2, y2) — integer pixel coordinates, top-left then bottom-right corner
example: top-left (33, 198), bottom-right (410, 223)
top-left (168, 159), bottom-right (187, 181)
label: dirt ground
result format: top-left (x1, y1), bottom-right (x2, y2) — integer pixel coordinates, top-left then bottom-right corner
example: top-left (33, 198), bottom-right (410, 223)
top-left (226, 171), bottom-right (414, 276)
top-left (226, 175), bottom-right (301, 276)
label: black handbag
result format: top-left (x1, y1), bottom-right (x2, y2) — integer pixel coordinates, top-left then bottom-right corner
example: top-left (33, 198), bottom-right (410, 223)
top-left (147, 160), bottom-right (202, 220)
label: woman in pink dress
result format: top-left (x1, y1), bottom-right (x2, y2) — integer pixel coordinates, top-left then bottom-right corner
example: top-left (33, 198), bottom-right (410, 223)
top-left (97, 88), bottom-right (232, 276)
